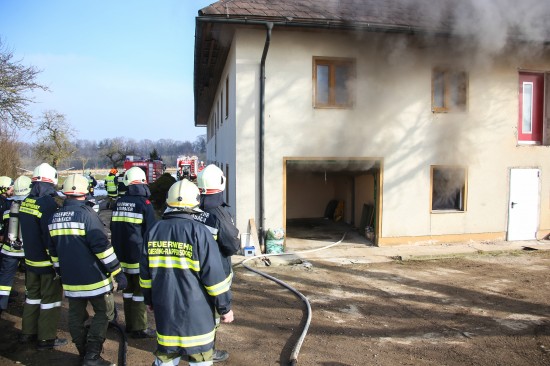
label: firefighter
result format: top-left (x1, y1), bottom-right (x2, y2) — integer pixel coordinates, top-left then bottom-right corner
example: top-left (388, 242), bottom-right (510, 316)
top-left (195, 164), bottom-right (240, 362)
top-left (0, 175), bottom-right (18, 315)
top-left (116, 171), bottom-right (127, 197)
top-left (18, 163), bottom-right (67, 350)
top-left (110, 166), bottom-right (156, 338)
top-left (0, 176), bottom-right (14, 239)
top-left (104, 168), bottom-right (118, 209)
top-left (140, 179), bottom-right (234, 366)
top-left (84, 169), bottom-right (98, 197)
top-left (49, 174), bottom-right (127, 366)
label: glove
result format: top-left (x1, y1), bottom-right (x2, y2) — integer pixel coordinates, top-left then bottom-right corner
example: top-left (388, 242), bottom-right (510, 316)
top-left (53, 266), bottom-right (61, 281)
top-left (114, 272), bottom-right (127, 292)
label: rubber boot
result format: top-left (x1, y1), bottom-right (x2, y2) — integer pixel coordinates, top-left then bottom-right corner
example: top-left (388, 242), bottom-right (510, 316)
top-left (76, 344), bottom-right (86, 359)
top-left (82, 342), bottom-right (115, 366)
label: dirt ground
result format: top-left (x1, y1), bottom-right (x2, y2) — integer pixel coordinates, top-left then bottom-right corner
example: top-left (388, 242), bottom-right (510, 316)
top-left (1, 248), bottom-right (550, 366)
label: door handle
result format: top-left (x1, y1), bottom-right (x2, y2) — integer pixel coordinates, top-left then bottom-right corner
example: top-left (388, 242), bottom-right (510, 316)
top-left (511, 202), bottom-right (517, 208)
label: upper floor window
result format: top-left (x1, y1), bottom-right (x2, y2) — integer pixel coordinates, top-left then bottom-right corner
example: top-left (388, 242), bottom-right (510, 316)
top-left (225, 76), bottom-right (229, 119)
top-left (431, 165), bottom-right (467, 212)
top-left (313, 57), bottom-right (355, 108)
top-left (518, 71), bottom-right (547, 145)
top-left (432, 68), bottom-right (468, 113)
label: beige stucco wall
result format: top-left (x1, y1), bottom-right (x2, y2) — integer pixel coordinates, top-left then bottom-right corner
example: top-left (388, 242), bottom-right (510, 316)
top-left (206, 26), bottom-right (550, 244)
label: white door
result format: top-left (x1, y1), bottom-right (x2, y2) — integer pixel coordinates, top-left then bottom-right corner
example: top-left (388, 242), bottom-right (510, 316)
top-left (507, 168), bottom-right (540, 241)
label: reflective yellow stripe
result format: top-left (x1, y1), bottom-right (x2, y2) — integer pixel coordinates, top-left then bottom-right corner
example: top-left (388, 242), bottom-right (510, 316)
top-left (0, 285), bottom-right (11, 291)
top-left (157, 329), bottom-right (215, 348)
top-left (121, 262), bottom-right (139, 269)
top-left (51, 256), bottom-right (59, 263)
top-left (50, 228), bottom-right (86, 236)
top-left (111, 211), bottom-right (143, 224)
top-left (111, 216), bottom-right (143, 224)
top-left (139, 277), bottom-right (152, 289)
top-left (20, 206), bottom-right (42, 218)
top-left (63, 277), bottom-right (112, 291)
top-left (149, 256), bottom-right (200, 271)
top-left (25, 259), bottom-right (52, 267)
top-left (111, 268), bottom-right (121, 276)
top-left (96, 247), bottom-right (114, 259)
top-left (204, 273), bottom-right (232, 296)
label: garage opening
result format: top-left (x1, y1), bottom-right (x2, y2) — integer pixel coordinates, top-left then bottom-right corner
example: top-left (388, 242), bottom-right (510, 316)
top-left (284, 158), bottom-right (382, 247)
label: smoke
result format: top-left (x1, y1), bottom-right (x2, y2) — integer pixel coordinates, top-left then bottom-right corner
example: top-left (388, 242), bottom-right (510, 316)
top-left (324, 0), bottom-right (550, 55)
top-left (450, 0), bottom-right (550, 54)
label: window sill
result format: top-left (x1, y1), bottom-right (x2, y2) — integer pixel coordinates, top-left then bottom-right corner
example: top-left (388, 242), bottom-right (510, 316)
top-left (430, 210), bottom-right (465, 214)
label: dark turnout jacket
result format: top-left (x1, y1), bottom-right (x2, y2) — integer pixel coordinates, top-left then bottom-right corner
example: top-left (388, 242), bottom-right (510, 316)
top-left (19, 182), bottom-right (59, 275)
top-left (48, 199), bottom-right (122, 298)
top-left (139, 211), bottom-right (232, 355)
top-left (198, 193), bottom-right (240, 276)
top-left (110, 184), bottom-right (157, 274)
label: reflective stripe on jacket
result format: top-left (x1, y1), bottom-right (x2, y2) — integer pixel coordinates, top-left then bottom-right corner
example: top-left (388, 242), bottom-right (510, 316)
top-left (110, 185), bottom-right (156, 274)
top-left (105, 174), bottom-right (118, 197)
top-left (19, 183), bottom-right (59, 274)
top-left (48, 199), bottom-right (121, 297)
top-left (140, 211), bottom-right (232, 355)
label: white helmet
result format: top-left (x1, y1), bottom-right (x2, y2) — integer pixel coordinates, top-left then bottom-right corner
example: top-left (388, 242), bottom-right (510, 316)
top-left (197, 164), bottom-right (225, 194)
top-left (32, 163), bottom-right (58, 185)
top-left (0, 176), bottom-right (13, 194)
top-left (13, 176), bottom-right (31, 197)
top-left (166, 179), bottom-right (201, 210)
top-left (123, 167), bottom-right (147, 185)
top-left (62, 174), bottom-right (89, 196)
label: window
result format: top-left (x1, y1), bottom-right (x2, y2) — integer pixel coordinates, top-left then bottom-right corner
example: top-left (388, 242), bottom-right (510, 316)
top-left (432, 68), bottom-right (468, 112)
top-left (225, 76), bottom-right (229, 119)
top-left (225, 164), bottom-right (229, 205)
top-left (518, 72), bottom-right (546, 144)
top-left (431, 166), bottom-right (467, 212)
top-left (313, 57), bottom-right (355, 108)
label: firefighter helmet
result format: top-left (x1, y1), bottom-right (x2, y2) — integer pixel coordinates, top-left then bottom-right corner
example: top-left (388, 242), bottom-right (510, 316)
top-left (13, 175), bottom-right (31, 197)
top-left (123, 167), bottom-right (147, 185)
top-left (32, 163), bottom-right (58, 185)
top-left (0, 176), bottom-right (13, 194)
top-left (109, 168), bottom-right (118, 175)
top-left (61, 174), bottom-right (89, 196)
top-left (166, 179), bottom-right (201, 210)
top-left (197, 164), bottom-right (225, 194)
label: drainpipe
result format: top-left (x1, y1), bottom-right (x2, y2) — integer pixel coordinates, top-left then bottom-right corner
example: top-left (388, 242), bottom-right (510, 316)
top-left (259, 22), bottom-right (273, 249)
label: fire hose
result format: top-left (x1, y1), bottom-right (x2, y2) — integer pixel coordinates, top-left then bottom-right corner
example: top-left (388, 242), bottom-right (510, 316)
top-left (109, 305), bottom-right (128, 366)
top-left (239, 233), bottom-right (346, 366)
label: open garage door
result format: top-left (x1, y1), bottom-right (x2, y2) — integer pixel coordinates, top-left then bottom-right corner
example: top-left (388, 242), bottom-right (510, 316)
top-left (284, 158), bottom-right (382, 246)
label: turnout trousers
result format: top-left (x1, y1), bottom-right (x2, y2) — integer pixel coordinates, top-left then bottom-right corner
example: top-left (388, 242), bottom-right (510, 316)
top-left (153, 349), bottom-right (214, 366)
top-left (123, 273), bottom-right (147, 332)
top-left (0, 254), bottom-right (21, 310)
top-left (21, 271), bottom-right (63, 340)
top-left (68, 293), bottom-right (115, 351)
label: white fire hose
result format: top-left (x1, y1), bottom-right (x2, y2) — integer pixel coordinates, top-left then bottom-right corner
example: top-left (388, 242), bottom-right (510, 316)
top-left (238, 233), bottom-right (347, 366)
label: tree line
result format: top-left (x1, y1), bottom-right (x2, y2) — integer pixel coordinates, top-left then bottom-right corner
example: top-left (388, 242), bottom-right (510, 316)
top-left (18, 135), bottom-right (206, 173)
top-left (1, 38), bottom-right (205, 176)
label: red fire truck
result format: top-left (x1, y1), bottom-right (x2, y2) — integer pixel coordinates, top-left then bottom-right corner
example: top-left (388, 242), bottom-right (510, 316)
top-left (123, 156), bottom-right (166, 183)
top-left (176, 155), bottom-right (200, 181)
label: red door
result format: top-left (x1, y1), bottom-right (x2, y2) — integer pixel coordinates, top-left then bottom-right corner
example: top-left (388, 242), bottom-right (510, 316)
top-left (518, 72), bottom-right (544, 143)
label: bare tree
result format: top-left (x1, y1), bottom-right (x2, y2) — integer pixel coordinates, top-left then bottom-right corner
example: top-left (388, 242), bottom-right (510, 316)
top-left (0, 131), bottom-right (21, 177)
top-left (0, 39), bottom-right (49, 132)
top-left (33, 110), bottom-right (76, 168)
top-left (99, 138), bottom-right (135, 169)
top-left (0, 39), bottom-right (49, 176)
top-left (78, 155), bottom-right (89, 172)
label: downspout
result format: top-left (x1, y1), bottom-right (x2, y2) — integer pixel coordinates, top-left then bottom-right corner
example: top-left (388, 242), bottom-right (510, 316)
top-left (259, 22), bottom-right (273, 249)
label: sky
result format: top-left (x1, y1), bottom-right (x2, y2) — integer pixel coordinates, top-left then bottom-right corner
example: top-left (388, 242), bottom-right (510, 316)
top-left (0, 0), bottom-right (215, 143)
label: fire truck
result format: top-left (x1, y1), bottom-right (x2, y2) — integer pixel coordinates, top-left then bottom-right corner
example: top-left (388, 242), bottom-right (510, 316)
top-left (176, 155), bottom-right (203, 181)
top-left (123, 156), bottom-right (166, 183)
